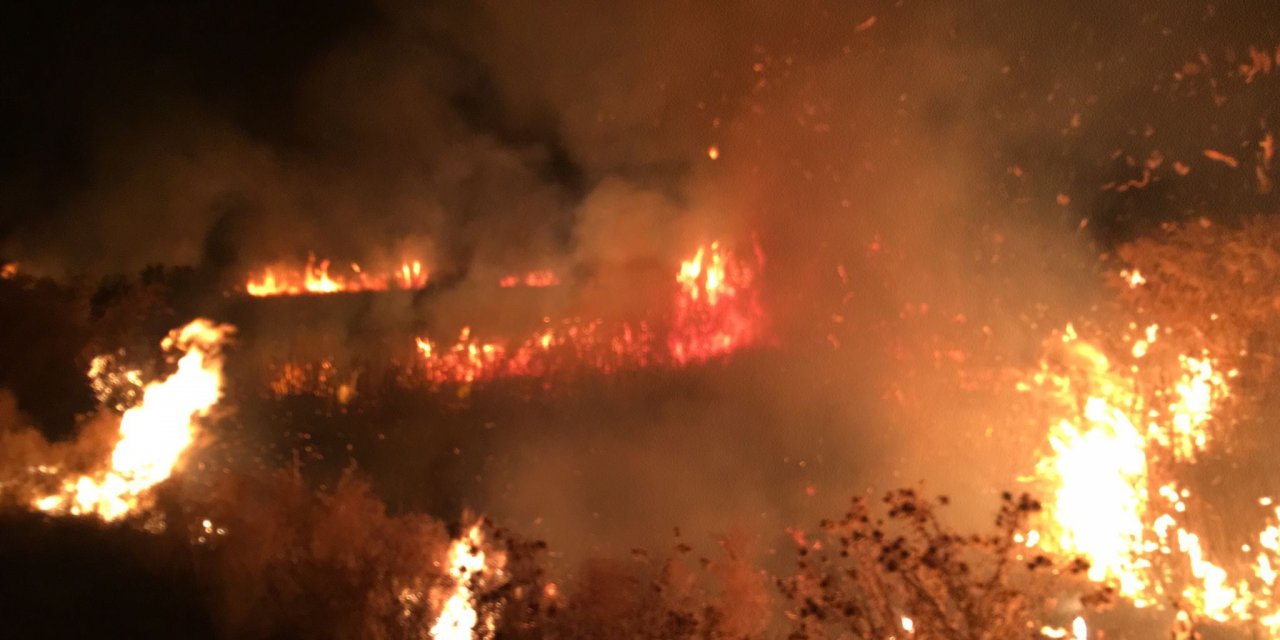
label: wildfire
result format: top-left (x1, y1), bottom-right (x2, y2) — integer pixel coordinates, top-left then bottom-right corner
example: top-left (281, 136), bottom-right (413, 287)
top-left (407, 241), bottom-right (764, 389)
top-left (668, 241), bottom-right (764, 364)
top-left (1120, 268), bottom-right (1147, 288)
top-left (34, 319), bottom-right (232, 520)
top-left (1042, 394), bottom-right (1150, 598)
top-left (413, 319), bottom-right (657, 388)
top-left (1026, 320), bottom-right (1280, 632)
top-left (246, 253), bottom-right (428, 296)
top-left (430, 523), bottom-right (496, 640)
top-left (498, 270), bottom-right (559, 288)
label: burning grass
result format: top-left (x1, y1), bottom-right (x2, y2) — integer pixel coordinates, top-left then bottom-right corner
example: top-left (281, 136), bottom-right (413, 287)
top-left (246, 254), bottom-right (429, 297)
top-left (4, 218), bottom-right (1280, 638)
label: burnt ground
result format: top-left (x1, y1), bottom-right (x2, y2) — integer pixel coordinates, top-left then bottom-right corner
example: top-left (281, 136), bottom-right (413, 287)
top-left (0, 510), bottom-right (214, 639)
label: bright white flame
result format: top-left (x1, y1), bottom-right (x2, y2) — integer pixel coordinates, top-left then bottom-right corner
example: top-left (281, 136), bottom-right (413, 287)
top-left (35, 319), bottom-right (232, 520)
top-left (1044, 396), bottom-right (1150, 597)
top-left (430, 524), bottom-right (489, 640)
top-left (1072, 616), bottom-right (1087, 640)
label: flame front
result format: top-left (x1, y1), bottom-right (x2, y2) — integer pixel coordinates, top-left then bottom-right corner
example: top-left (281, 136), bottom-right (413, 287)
top-left (34, 319), bottom-right (232, 520)
top-left (406, 241), bottom-right (763, 388)
top-left (668, 241), bottom-right (764, 364)
top-left (247, 253), bottom-right (428, 296)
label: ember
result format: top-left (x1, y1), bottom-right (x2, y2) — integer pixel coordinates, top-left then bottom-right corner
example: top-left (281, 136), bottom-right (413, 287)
top-left (668, 241), bottom-right (765, 365)
top-left (1026, 319), bottom-right (1280, 631)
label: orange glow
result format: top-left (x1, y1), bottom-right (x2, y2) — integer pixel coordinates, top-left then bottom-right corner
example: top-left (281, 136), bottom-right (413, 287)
top-left (34, 319), bottom-right (232, 520)
top-left (409, 241), bottom-right (764, 387)
top-left (1027, 320), bottom-right (1280, 632)
top-left (668, 241), bottom-right (764, 364)
top-left (498, 270), bottom-right (560, 288)
top-left (246, 253), bottom-right (428, 296)
top-left (1120, 268), bottom-right (1146, 288)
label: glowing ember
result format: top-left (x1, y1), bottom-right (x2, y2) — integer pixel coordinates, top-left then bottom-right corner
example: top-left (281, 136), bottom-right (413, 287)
top-left (87, 353), bottom-right (146, 411)
top-left (246, 253), bottom-right (428, 296)
top-left (430, 524), bottom-right (493, 640)
top-left (1027, 318), bottom-right (1280, 632)
top-left (34, 319), bottom-right (232, 520)
top-left (414, 319), bottom-right (657, 387)
top-left (1038, 617), bottom-right (1088, 639)
top-left (1160, 354), bottom-right (1231, 461)
top-left (1120, 268), bottom-right (1146, 288)
top-left (1071, 616), bottom-right (1087, 639)
top-left (498, 270), bottom-right (559, 288)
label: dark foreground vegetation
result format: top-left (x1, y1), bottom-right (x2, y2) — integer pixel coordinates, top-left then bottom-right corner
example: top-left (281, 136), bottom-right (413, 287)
top-left (0, 468), bottom-right (1097, 639)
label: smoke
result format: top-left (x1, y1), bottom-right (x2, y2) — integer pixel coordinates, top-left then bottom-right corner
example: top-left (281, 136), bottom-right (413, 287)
top-left (7, 0), bottom-right (1280, 574)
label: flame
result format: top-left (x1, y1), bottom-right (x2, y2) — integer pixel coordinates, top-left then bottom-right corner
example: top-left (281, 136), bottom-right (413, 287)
top-left (413, 319), bottom-right (657, 387)
top-left (1028, 321), bottom-right (1280, 632)
top-left (416, 328), bottom-right (508, 385)
top-left (404, 241), bottom-right (763, 389)
top-left (1041, 394), bottom-right (1150, 598)
top-left (430, 524), bottom-right (493, 640)
top-left (1120, 268), bottom-right (1147, 288)
top-left (1071, 616), bottom-right (1087, 639)
top-left (35, 319), bottom-right (232, 520)
top-left (0, 261), bottom-right (16, 279)
top-left (246, 253), bottom-right (428, 296)
top-left (668, 241), bottom-right (764, 364)
top-left (498, 270), bottom-right (559, 288)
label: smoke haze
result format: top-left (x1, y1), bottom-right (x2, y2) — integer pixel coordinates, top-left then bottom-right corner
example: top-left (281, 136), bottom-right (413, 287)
top-left (5, 0), bottom-right (1280, 566)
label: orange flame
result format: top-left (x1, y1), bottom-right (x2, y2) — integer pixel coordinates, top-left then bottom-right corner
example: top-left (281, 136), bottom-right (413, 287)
top-left (1027, 321), bottom-right (1280, 632)
top-left (246, 253), bottom-right (429, 296)
top-left (34, 319), bottom-right (233, 520)
top-left (408, 242), bottom-right (764, 388)
top-left (430, 523), bottom-right (497, 640)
